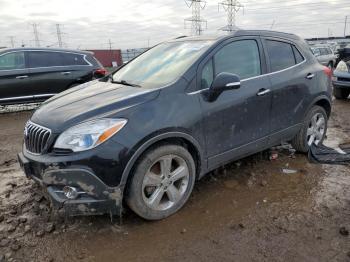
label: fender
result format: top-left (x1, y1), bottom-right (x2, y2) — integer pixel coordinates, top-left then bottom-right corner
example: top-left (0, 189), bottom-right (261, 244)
top-left (306, 93), bottom-right (332, 117)
top-left (119, 131), bottom-right (206, 192)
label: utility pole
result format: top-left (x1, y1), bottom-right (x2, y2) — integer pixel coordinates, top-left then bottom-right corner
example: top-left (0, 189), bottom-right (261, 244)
top-left (31, 23), bottom-right (40, 47)
top-left (184, 0), bottom-right (207, 36)
top-left (108, 39), bottom-right (113, 51)
top-left (218, 0), bottom-right (244, 32)
top-left (344, 16), bottom-right (348, 37)
top-left (8, 36), bottom-right (15, 48)
top-left (56, 24), bottom-right (63, 48)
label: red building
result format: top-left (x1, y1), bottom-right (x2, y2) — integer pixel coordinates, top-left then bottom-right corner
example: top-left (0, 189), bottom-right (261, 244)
top-left (86, 49), bottom-right (123, 68)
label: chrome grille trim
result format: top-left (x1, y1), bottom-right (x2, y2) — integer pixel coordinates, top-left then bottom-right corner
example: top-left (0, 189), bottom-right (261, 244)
top-left (24, 121), bottom-right (52, 155)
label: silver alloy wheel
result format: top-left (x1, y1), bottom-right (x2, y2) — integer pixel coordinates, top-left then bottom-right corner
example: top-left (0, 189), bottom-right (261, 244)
top-left (141, 154), bottom-right (190, 211)
top-left (307, 112), bottom-right (326, 146)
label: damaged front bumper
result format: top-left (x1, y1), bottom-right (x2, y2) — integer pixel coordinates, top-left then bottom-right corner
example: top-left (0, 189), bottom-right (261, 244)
top-left (17, 152), bottom-right (122, 216)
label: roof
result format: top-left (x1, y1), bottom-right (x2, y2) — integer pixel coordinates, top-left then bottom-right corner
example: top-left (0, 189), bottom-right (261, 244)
top-left (0, 47), bottom-right (92, 55)
top-left (170, 30), bottom-right (301, 43)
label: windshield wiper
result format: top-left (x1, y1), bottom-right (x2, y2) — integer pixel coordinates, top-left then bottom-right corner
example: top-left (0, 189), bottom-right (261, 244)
top-left (111, 78), bottom-right (141, 87)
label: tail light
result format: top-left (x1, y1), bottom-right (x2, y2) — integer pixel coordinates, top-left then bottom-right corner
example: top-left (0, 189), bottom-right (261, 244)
top-left (93, 68), bottom-right (108, 78)
top-left (323, 66), bottom-right (332, 78)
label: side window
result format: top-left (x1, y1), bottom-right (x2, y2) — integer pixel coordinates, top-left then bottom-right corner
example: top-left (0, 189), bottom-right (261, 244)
top-left (61, 53), bottom-right (89, 66)
top-left (214, 40), bottom-right (261, 79)
top-left (266, 40), bottom-right (295, 72)
top-left (0, 52), bottom-right (25, 70)
top-left (27, 51), bottom-right (63, 68)
top-left (320, 48), bottom-right (327, 56)
top-left (201, 59), bottom-right (214, 89)
top-left (292, 46), bottom-right (305, 64)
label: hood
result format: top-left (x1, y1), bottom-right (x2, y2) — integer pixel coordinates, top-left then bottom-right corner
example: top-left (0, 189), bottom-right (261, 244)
top-left (31, 80), bottom-right (159, 132)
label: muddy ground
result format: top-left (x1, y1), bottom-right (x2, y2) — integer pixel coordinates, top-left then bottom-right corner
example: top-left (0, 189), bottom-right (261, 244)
top-left (0, 100), bottom-right (350, 262)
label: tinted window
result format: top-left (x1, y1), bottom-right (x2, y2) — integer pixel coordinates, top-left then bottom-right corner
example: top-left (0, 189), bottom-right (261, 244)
top-left (292, 46), bottom-right (304, 64)
top-left (0, 52), bottom-right (25, 70)
top-left (27, 51), bottom-right (89, 68)
top-left (61, 53), bottom-right (89, 66)
top-left (266, 40), bottom-right (295, 72)
top-left (320, 48), bottom-right (328, 56)
top-left (201, 59), bottom-right (214, 89)
top-left (214, 40), bottom-right (261, 79)
top-left (28, 51), bottom-right (63, 67)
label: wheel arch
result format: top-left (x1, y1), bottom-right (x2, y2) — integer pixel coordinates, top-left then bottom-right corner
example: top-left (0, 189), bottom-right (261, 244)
top-left (120, 131), bottom-right (205, 195)
top-left (313, 96), bottom-right (332, 117)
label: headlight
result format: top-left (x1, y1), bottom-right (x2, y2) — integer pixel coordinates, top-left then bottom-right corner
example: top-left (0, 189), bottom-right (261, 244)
top-left (336, 60), bottom-right (349, 72)
top-left (54, 118), bottom-right (127, 152)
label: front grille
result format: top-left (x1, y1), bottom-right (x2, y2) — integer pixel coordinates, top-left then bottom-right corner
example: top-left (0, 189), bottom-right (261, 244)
top-left (24, 121), bottom-right (51, 154)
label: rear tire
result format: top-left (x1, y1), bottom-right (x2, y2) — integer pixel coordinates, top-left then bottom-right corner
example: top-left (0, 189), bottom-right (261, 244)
top-left (126, 144), bottom-right (196, 220)
top-left (291, 106), bottom-right (328, 153)
top-left (333, 87), bottom-right (349, 100)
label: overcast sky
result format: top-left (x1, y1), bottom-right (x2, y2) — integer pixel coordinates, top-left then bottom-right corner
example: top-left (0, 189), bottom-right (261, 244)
top-left (0, 0), bottom-right (349, 50)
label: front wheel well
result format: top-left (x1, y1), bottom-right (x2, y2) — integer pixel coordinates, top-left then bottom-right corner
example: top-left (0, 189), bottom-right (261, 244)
top-left (314, 99), bottom-right (331, 117)
top-left (123, 136), bottom-right (202, 196)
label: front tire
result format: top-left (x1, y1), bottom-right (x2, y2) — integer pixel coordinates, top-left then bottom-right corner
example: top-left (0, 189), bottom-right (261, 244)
top-left (126, 144), bottom-right (196, 220)
top-left (333, 87), bottom-right (349, 100)
top-left (291, 106), bottom-right (328, 153)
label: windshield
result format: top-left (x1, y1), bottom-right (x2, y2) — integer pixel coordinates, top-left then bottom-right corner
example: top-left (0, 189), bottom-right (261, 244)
top-left (112, 40), bottom-right (213, 88)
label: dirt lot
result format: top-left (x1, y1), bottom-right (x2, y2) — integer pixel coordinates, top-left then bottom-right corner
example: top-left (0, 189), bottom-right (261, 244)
top-left (0, 100), bottom-right (350, 262)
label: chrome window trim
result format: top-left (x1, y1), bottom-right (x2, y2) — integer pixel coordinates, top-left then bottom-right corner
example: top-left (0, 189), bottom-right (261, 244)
top-left (0, 93), bottom-right (56, 102)
top-left (0, 50), bottom-right (92, 71)
top-left (188, 59), bottom-right (307, 95)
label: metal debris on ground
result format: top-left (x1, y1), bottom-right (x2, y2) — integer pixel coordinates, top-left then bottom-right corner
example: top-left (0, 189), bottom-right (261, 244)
top-left (0, 103), bottom-right (41, 114)
top-left (282, 168), bottom-right (298, 174)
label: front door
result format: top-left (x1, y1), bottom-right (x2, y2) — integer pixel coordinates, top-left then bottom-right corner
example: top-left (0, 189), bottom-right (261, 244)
top-left (196, 38), bottom-right (272, 169)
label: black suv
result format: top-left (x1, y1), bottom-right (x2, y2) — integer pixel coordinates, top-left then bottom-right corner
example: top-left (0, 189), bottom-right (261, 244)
top-left (0, 48), bottom-right (106, 105)
top-left (18, 30), bottom-right (332, 220)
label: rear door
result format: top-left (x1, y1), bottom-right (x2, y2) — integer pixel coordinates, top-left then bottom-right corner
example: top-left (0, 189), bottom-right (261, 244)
top-left (0, 51), bottom-right (33, 103)
top-left (26, 51), bottom-right (92, 96)
top-left (262, 38), bottom-right (317, 144)
top-left (196, 37), bottom-right (272, 168)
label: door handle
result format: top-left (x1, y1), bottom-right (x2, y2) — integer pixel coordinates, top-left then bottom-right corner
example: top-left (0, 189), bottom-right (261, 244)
top-left (16, 75), bottom-right (28, 79)
top-left (257, 88), bottom-right (271, 96)
top-left (61, 72), bottom-right (71, 75)
top-left (306, 73), bottom-right (315, 79)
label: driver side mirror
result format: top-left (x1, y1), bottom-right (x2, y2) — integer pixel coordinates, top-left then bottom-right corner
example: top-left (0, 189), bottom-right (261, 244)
top-left (206, 72), bottom-right (241, 102)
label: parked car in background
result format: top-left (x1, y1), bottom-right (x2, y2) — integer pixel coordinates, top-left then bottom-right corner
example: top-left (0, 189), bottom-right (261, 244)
top-left (0, 48), bottom-right (106, 105)
top-left (311, 45), bottom-right (337, 68)
top-left (333, 59), bottom-right (350, 99)
top-left (18, 30), bottom-right (332, 220)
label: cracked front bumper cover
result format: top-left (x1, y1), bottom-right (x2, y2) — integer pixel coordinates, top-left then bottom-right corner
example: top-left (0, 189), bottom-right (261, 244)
top-left (18, 152), bottom-right (122, 216)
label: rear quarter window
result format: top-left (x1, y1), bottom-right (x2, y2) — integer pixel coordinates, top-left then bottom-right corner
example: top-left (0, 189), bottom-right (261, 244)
top-left (61, 53), bottom-right (89, 66)
top-left (292, 46), bottom-right (305, 64)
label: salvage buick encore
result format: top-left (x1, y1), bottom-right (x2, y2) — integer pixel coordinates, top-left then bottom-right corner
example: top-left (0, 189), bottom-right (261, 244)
top-left (18, 30), bottom-right (332, 220)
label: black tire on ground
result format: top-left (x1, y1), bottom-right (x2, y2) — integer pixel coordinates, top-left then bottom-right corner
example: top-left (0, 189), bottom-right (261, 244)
top-left (333, 87), bottom-right (350, 100)
top-left (291, 105), bottom-right (328, 153)
top-left (126, 144), bottom-right (196, 220)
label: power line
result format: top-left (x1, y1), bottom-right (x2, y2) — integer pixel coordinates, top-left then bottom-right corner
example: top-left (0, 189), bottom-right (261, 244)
top-left (31, 23), bottom-right (40, 47)
top-left (345, 16), bottom-right (348, 37)
top-left (218, 0), bottom-right (244, 32)
top-left (184, 0), bottom-right (207, 35)
top-left (8, 36), bottom-right (15, 48)
top-left (56, 24), bottom-right (64, 48)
